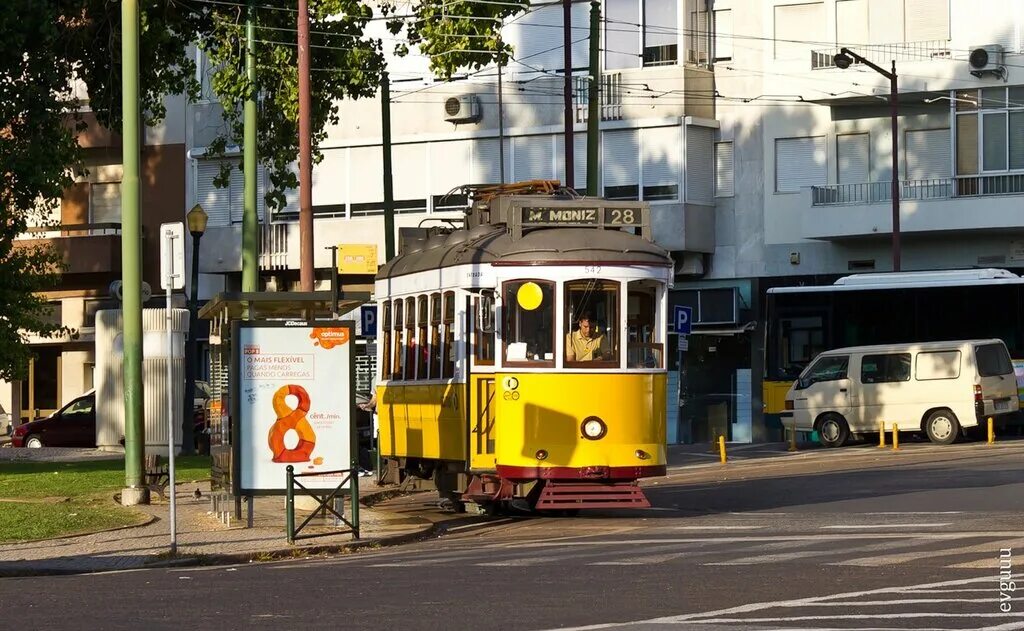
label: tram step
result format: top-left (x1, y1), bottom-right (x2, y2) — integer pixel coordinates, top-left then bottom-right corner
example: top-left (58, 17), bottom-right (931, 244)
top-left (534, 481), bottom-right (651, 510)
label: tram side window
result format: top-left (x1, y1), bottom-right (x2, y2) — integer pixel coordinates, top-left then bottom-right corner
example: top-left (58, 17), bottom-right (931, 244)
top-left (393, 300), bottom-right (405, 380)
top-left (382, 301), bottom-right (392, 380)
top-left (779, 315), bottom-right (825, 379)
top-left (429, 293), bottom-right (441, 379)
top-left (503, 280), bottom-right (555, 366)
top-left (417, 296), bottom-right (428, 380)
top-left (474, 290), bottom-right (495, 365)
top-left (442, 291), bottom-right (456, 379)
top-left (405, 297), bottom-right (416, 379)
top-left (564, 279), bottom-right (619, 367)
top-left (627, 280), bottom-right (663, 368)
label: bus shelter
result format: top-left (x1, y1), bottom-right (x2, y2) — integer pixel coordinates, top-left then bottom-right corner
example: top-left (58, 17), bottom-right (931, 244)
top-left (199, 291), bottom-right (367, 523)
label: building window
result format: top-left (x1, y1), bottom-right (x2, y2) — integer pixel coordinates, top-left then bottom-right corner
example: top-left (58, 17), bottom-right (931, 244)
top-left (775, 136), bottom-right (827, 193)
top-left (836, 133), bottom-right (870, 184)
top-left (605, 0), bottom-right (641, 70)
top-left (642, 126), bottom-right (681, 201)
top-left (89, 182), bottom-right (122, 225)
top-left (714, 141), bottom-right (734, 197)
top-left (955, 87), bottom-right (1024, 175)
top-left (713, 9), bottom-right (732, 61)
top-left (603, 128), bottom-right (640, 200)
top-left (773, 2), bottom-right (825, 60)
top-left (195, 159), bottom-right (266, 227)
top-left (643, 0), bottom-right (677, 66)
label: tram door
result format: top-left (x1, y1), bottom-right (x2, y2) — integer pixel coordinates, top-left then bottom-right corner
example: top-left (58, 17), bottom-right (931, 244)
top-left (469, 294), bottom-right (498, 470)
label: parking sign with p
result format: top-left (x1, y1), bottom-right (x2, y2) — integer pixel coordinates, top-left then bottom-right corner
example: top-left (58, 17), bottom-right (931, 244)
top-left (673, 305), bottom-right (692, 335)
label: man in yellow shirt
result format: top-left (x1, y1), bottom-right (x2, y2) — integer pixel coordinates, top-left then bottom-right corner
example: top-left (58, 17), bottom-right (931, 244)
top-left (565, 314), bottom-right (606, 361)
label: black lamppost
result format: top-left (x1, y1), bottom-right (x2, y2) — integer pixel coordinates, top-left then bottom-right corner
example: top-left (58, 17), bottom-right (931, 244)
top-left (182, 203), bottom-right (208, 455)
top-left (833, 48), bottom-right (901, 272)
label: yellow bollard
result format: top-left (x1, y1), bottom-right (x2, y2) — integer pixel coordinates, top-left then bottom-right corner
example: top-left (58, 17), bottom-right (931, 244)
top-left (788, 421), bottom-right (798, 452)
top-left (988, 416), bottom-right (995, 445)
top-left (892, 423), bottom-right (900, 451)
top-left (878, 421), bottom-right (886, 448)
top-left (719, 435), bottom-right (727, 464)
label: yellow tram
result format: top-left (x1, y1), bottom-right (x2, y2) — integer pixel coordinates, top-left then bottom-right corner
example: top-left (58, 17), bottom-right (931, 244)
top-left (374, 183), bottom-right (672, 512)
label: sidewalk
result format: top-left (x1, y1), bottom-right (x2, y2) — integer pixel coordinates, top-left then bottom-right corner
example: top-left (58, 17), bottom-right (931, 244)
top-left (0, 477), bottom-right (440, 577)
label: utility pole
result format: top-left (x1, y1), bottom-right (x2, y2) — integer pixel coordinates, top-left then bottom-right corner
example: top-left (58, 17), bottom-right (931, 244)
top-left (586, 0), bottom-right (600, 197)
top-left (298, 0), bottom-right (314, 290)
top-left (381, 71), bottom-right (396, 261)
top-left (497, 42), bottom-right (506, 185)
top-left (242, 0), bottom-right (259, 293)
top-left (562, 0), bottom-right (574, 190)
top-left (120, 0), bottom-right (147, 506)
top-left (833, 49), bottom-right (901, 271)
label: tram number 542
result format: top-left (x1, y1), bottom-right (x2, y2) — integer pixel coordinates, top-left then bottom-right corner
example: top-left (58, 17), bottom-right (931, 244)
top-left (606, 208), bottom-right (639, 225)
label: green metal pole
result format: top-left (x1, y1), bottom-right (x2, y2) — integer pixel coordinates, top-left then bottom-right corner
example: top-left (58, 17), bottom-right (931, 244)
top-left (242, 0), bottom-right (259, 293)
top-left (587, 1), bottom-right (600, 197)
top-left (286, 465), bottom-right (295, 544)
top-left (381, 71), bottom-right (395, 261)
top-left (120, 0), bottom-right (147, 505)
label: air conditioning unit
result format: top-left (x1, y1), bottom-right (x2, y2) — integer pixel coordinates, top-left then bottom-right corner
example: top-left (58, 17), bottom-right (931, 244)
top-left (443, 95), bottom-right (481, 124)
top-left (968, 44), bottom-right (1006, 79)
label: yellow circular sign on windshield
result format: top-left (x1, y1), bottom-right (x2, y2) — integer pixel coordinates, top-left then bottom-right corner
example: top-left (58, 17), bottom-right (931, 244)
top-left (516, 282), bottom-right (544, 311)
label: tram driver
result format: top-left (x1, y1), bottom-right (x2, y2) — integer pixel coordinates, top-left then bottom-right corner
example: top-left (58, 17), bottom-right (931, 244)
top-left (565, 313), bottom-right (606, 362)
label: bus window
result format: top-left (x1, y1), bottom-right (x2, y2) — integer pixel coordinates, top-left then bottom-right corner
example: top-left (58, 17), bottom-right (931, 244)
top-left (475, 290), bottom-right (495, 365)
top-left (417, 295), bottom-right (428, 379)
top-left (442, 291), bottom-right (455, 378)
top-left (405, 297), bottom-right (416, 379)
top-left (382, 301), bottom-right (392, 380)
top-left (627, 280), bottom-right (663, 368)
top-left (429, 293), bottom-right (441, 378)
top-left (564, 279), bottom-right (619, 368)
top-left (779, 315), bottom-right (825, 379)
top-left (503, 280), bottom-right (554, 366)
top-left (393, 299), bottom-right (404, 380)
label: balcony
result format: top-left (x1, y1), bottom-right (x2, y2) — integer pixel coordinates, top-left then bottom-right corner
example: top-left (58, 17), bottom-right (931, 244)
top-left (14, 223), bottom-right (122, 274)
top-left (803, 175), bottom-right (1024, 240)
top-left (810, 41), bottom-right (951, 70)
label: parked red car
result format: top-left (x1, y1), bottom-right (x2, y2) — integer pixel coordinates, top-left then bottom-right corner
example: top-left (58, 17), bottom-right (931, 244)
top-left (11, 391), bottom-right (96, 448)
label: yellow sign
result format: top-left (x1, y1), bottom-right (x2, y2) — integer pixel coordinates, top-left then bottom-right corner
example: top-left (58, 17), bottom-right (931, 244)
top-left (337, 244), bottom-right (379, 274)
top-left (517, 282), bottom-right (544, 311)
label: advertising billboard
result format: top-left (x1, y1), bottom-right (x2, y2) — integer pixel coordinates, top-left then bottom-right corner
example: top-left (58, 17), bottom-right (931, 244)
top-left (232, 321), bottom-right (355, 495)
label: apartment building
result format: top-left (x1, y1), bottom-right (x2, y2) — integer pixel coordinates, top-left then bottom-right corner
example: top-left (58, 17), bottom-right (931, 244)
top-left (185, 0), bottom-right (1024, 443)
top-left (1, 98), bottom-right (189, 427)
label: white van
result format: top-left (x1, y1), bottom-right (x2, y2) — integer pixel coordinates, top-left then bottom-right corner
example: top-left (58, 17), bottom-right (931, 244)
top-left (784, 339), bottom-right (1019, 447)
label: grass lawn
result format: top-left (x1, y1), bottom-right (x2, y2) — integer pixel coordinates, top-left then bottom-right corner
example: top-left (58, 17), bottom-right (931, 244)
top-left (0, 455), bottom-right (211, 543)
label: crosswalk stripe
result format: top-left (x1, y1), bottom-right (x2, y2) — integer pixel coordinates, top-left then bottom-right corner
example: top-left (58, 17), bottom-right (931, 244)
top-left (704, 536), bottom-right (939, 566)
top-left (833, 537), bottom-right (1024, 567)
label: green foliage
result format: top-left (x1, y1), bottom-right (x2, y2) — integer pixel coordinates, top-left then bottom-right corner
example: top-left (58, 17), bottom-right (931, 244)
top-left (386, 0), bottom-right (528, 78)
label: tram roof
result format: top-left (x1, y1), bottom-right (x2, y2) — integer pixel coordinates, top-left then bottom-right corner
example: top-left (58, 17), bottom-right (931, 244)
top-left (768, 268), bottom-right (1024, 295)
top-left (376, 225), bottom-right (672, 280)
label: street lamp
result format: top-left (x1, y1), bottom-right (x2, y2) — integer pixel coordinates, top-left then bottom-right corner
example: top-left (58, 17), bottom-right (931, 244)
top-left (833, 47), bottom-right (901, 271)
top-left (182, 203), bottom-right (208, 455)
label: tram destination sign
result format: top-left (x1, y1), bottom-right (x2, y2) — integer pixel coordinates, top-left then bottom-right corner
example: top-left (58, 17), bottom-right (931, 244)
top-left (520, 206), bottom-right (643, 227)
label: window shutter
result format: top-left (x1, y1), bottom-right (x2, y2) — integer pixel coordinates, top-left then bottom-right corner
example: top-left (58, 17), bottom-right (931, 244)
top-left (512, 135), bottom-right (554, 181)
top-left (1010, 112), bottom-right (1024, 170)
top-left (503, 3), bottom-right (588, 73)
top-left (228, 164), bottom-right (266, 223)
top-left (837, 133), bottom-right (870, 184)
top-left (604, 0), bottom-right (641, 70)
top-left (836, 0), bottom-right (868, 45)
top-left (956, 114), bottom-right (979, 175)
top-left (555, 133), bottom-right (588, 190)
top-left (602, 128), bottom-right (640, 189)
top-left (642, 125), bottom-right (681, 188)
top-left (393, 144), bottom-right (428, 201)
top-left (869, 0), bottom-right (903, 44)
top-left (715, 141), bottom-right (734, 197)
top-left (685, 125), bottom-right (713, 203)
top-left (904, 0), bottom-right (949, 41)
top-left (430, 141), bottom-right (471, 195)
top-left (774, 3), bottom-right (825, 60)
top-left (196, 160), bottom-right (231, 227)
top-left (89, 182), bottom-right (122, 224)
top-left (473, 138), bottom-right (510, 185)
top-left (905, 129), bottom-right (951, 179)
top-left (775, 137), bottom-right (827, 192)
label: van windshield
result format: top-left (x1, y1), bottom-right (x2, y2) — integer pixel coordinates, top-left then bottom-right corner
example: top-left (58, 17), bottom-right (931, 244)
top-left (976, 343), bottom-right (1013, 377)
top-left (798, 355), bottom-right (849, 388)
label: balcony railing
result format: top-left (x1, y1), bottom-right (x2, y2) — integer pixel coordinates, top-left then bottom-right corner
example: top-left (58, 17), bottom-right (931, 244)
top-left (574, 73), bottom-right (623, 123)
top-left (810, 40), bottom-right (951, 70)
top-left (811, 174), bottom-right (1024, 206)
top-left (18, 222), bottom-right (122, 239)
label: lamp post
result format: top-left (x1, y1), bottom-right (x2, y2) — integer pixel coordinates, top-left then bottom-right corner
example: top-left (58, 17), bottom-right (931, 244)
top-left (182, 203), bottom-right (208, 456)
top-left (833, 48), bottom-right (901, 272)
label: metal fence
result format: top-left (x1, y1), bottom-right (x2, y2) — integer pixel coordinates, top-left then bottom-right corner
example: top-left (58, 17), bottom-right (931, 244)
top-left (810, 40), bottom-right (951, 70)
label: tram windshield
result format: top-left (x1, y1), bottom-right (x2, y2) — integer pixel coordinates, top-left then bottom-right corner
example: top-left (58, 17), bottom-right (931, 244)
top-left (503, 280), bottom-right (555, 366)
top-left (565, 280), bottom-right (619, 368)
top-left (627, 280), bottom-right (663, 368)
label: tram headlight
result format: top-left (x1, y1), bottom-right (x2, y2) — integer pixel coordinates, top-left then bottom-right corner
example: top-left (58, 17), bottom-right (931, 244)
top-left (503, 376), bottom-right (519, 391)
top-left (635, 449), bottom-right (650, 460)
top-left (581, 416), bottom-right (607, 440)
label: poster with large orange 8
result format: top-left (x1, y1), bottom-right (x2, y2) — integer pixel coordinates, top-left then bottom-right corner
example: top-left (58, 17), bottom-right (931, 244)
top-left (233, 320), bottom-right (355, 495)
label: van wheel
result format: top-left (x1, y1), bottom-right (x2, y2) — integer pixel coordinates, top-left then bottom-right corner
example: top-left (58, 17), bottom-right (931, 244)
top-left (924, 409), bottom-right (960, 445)
top-left (817, 414), bottom-right (850, 448)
